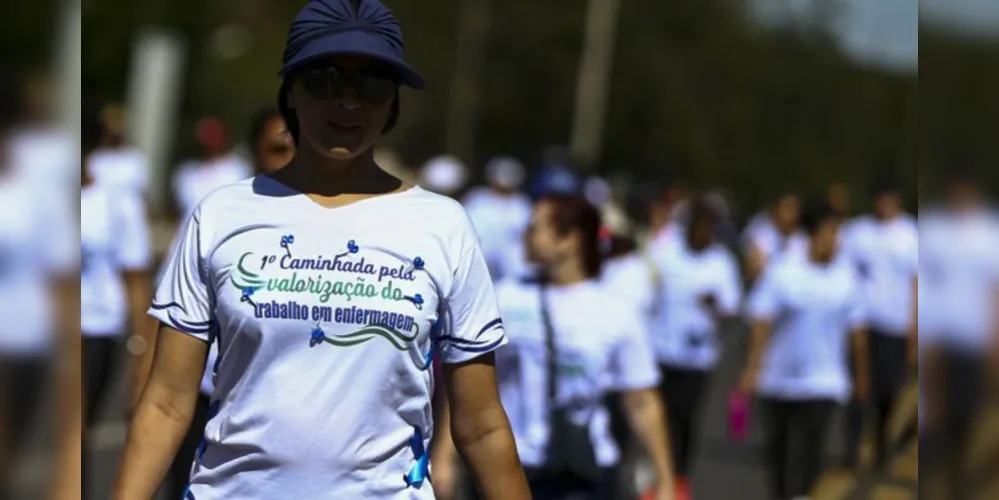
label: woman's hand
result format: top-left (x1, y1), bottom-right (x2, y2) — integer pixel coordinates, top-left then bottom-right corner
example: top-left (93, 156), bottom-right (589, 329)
top-left (655, 477), bottom-right (678, 500)
top-left (738, 369), bottom-right (757, 396)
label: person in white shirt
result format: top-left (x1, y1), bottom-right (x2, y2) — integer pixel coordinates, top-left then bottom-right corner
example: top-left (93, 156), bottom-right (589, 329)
top-left (164, 107), bottom-right (296, 500)
top-left (742, 201), bottom-right (870, 500)
top-left (462, 156), bottom-right (533, 282)
top-left (79, 101), bottom-right (155, 497)
top-left (841, 178), bottom-right (918, 469)
top-left (433, 194), bottom-right (675, 500)
top-left (743, 188), bottom-right (806, 281)
top-left (114, 2), bottom-right (529, 498)
top-left (171, 117), bottom-right (253, 220)
top-left (649, 197), bottom-right (742, 496)
top-left (0, 72), bottom-right (79, 498)
top-left (86, 104), bottom-right (150, 195)
top-left (918, 168), bottom-right (999, 499)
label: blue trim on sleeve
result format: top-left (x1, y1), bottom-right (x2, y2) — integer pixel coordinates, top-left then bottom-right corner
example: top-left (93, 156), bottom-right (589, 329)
top-left (439, 335), bottom-right (506, 353)
top-left (474, 317), bottom-right (503, 339)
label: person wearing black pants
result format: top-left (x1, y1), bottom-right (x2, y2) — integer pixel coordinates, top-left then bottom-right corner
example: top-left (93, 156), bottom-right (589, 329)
top-left (841, 178), bottom-right (918, 469)
top-left (647, 196), bottom-right (743, 497)
top-left (760, 399), bottom-right (838, 499)
top-left (844, 329), bottom-right (910, 468)
top-left (743, 202), bottom-right (870, 500)
top-left (81, 103), bottom-right (155, 499)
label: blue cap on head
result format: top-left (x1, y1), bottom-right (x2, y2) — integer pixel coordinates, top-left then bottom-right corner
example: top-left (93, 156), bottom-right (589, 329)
top-left (280, 0), bottom-right (425, 89)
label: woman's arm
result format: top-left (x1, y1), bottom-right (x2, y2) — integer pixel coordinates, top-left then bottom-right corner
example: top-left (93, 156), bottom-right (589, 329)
top-left (441, 353), bottom-right (529, 500)
top-left (123, 270), bottom-right (155, 410)
top-left (850, 327), bottom-right (871, 403)
top-left (621, 388), bottom-right (675, 490)
top-left (112, 325), bottom-right (208, 500)
top-left (49, 274), bottom-right (82, 500)
top-left (740, 319), bottom-right (771, 393)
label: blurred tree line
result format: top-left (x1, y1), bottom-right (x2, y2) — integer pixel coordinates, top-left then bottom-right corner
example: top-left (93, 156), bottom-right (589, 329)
top-left (18, 1), bottom-right (996, 210)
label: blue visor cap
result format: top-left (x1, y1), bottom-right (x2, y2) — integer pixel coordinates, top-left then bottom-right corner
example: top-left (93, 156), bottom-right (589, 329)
top-left (279, 0), bottom-right (425, 90)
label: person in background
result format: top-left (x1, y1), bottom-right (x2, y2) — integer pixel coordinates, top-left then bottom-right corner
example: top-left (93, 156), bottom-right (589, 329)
top-left (80, 100), bottom-right (154, 498)
top-left (463, 156), bottom-right (533, 282)
top-left (7, 69), bottom-right (76, 191)
top-left (0, 69), bottom-right (78, 500)
top-left (648, 183), bottom-right (688, 249)
top-left (433, 194), bottom-right (676, 500)
top-left (742, 201), bottom-right (870, 500)
top-left (742, 188), bottom-right (805, 281)
top-left (418, 154), bottom-right (469, 199)
top-left (86, 104), bottom-right (150, 196)
top-left (827, 181), bottom-right (852, 218)
top-left (918, 167), bottom-right (999, 499)
top-left (114, 1), bottom-right (528, 498)
top-left (841, 177), bottom-right (918, 470)
top-left (247, 107), bottom-right (295, 175)
top-left (162, 107), bottom-right (295, 500)
top-left (647, 196), bottom-right (742, 499)
top-left (171, 116), bottom-right (253, 220)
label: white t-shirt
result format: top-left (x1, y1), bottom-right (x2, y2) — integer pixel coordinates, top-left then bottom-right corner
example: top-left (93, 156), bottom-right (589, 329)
top-left (150, 178), bottom-right (506, 499)
top-left (9, 127), bottom-right (78, 190)
top-left (493, 279), bottom-right (659, 468)
top-left (918, 208), bottom-right (999, 351)
top-left (600, 252), bottom-right (656, 317)
top-left (841, 214), bottom-right (918, 335)
top-left (746, 256), bottom-right (866, 402)
top-left (171, 155), bottom-right (252, 219)
top-left (742, 214), bottom-right (807, 262)
top-left (462, 187), bottom-right (533, 282)
top-left (88, 147), bottom-right (150, 195)
top-left (649, 241), bottom-right (742, 370)
top-left (81, 183), bottom-right (151, 336)
top-left (0, 172), bottom-right (78, 354)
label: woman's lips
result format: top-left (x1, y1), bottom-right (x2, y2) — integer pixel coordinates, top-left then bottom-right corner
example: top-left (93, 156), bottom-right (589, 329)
top-left (327, 120), bottom-right (360, 134)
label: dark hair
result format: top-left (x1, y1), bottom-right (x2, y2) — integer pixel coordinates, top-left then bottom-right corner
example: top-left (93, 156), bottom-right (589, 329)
top-left (540, 193), bottom-right (603, 278)
top-left (770, 186), bottom-right (800, 207)
top-left (800, 200), bottom-right (841, 236)
top-left (687, 195), bottom-right (720, 227)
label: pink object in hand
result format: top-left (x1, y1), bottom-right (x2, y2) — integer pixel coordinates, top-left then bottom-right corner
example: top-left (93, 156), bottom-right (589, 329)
top-left (728, 390), bottom-right (750, 442)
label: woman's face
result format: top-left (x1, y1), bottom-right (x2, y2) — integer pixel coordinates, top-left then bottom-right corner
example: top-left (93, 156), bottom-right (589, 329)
top-left (286, 54), bottom-right (398, 161)
top-left (256, 117), bottom-right (294, 174)
top-left (686, 217), bottom-right (716, 251)
top-left (811, 218), bottom-right (841, 261)
top-left (773, 195), bottom-right (800, 230)
top-left (524, 201), bottom-right (572, 268)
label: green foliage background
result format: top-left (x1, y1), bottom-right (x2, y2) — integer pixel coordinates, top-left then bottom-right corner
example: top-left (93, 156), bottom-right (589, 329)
top-left (23, 0), bottom-right (996, 210)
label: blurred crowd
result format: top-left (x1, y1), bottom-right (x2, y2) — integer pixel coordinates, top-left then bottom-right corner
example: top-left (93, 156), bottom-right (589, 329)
top-left (0, 64), bottom-right (996, 500)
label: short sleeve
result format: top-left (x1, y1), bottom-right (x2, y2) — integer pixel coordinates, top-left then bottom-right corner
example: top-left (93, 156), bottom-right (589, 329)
top-left (113, 192), bottom-right (152, 271)
top-left (746, 265), bottom-right (780, 321)
top-left (608, 307), bottom-right (660, 391)
top-left (148, 209), bottom-right (213, 341)
top-left (716, 252), bottom-right (743, 315)
top-left (438, 241), bottom-right (508, 364)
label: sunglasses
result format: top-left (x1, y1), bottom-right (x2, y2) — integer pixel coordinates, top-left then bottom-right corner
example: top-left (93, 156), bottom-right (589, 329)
top-left (300, 65), bottom-right (398, 105)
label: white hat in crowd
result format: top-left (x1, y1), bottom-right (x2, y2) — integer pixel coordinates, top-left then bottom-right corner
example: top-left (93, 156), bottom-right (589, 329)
top-left (419, 154), bottom-right (469, 196)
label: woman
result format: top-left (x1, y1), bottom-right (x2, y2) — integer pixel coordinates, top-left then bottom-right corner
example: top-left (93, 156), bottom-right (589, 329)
top-left (648, 196), bottom-right (742, 497)
top-left (436, 194), bottom-right (676, 499)
top-left (170, 116), bottom-right (252, 220)
top-left (163, 108), bottom-right (295, 500)
top-left (743, 188), bottom-right (805, 281)
top-left (918, 167), bottom-right (999, 498)
top-left (0, 71), bottom-right (78, 498)
top-left (80, 100), bottom-right (155, 497)
top-left (742, 202), bottom-right (870, 500)
top-left (113, 1), bottom-right (528, 498)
